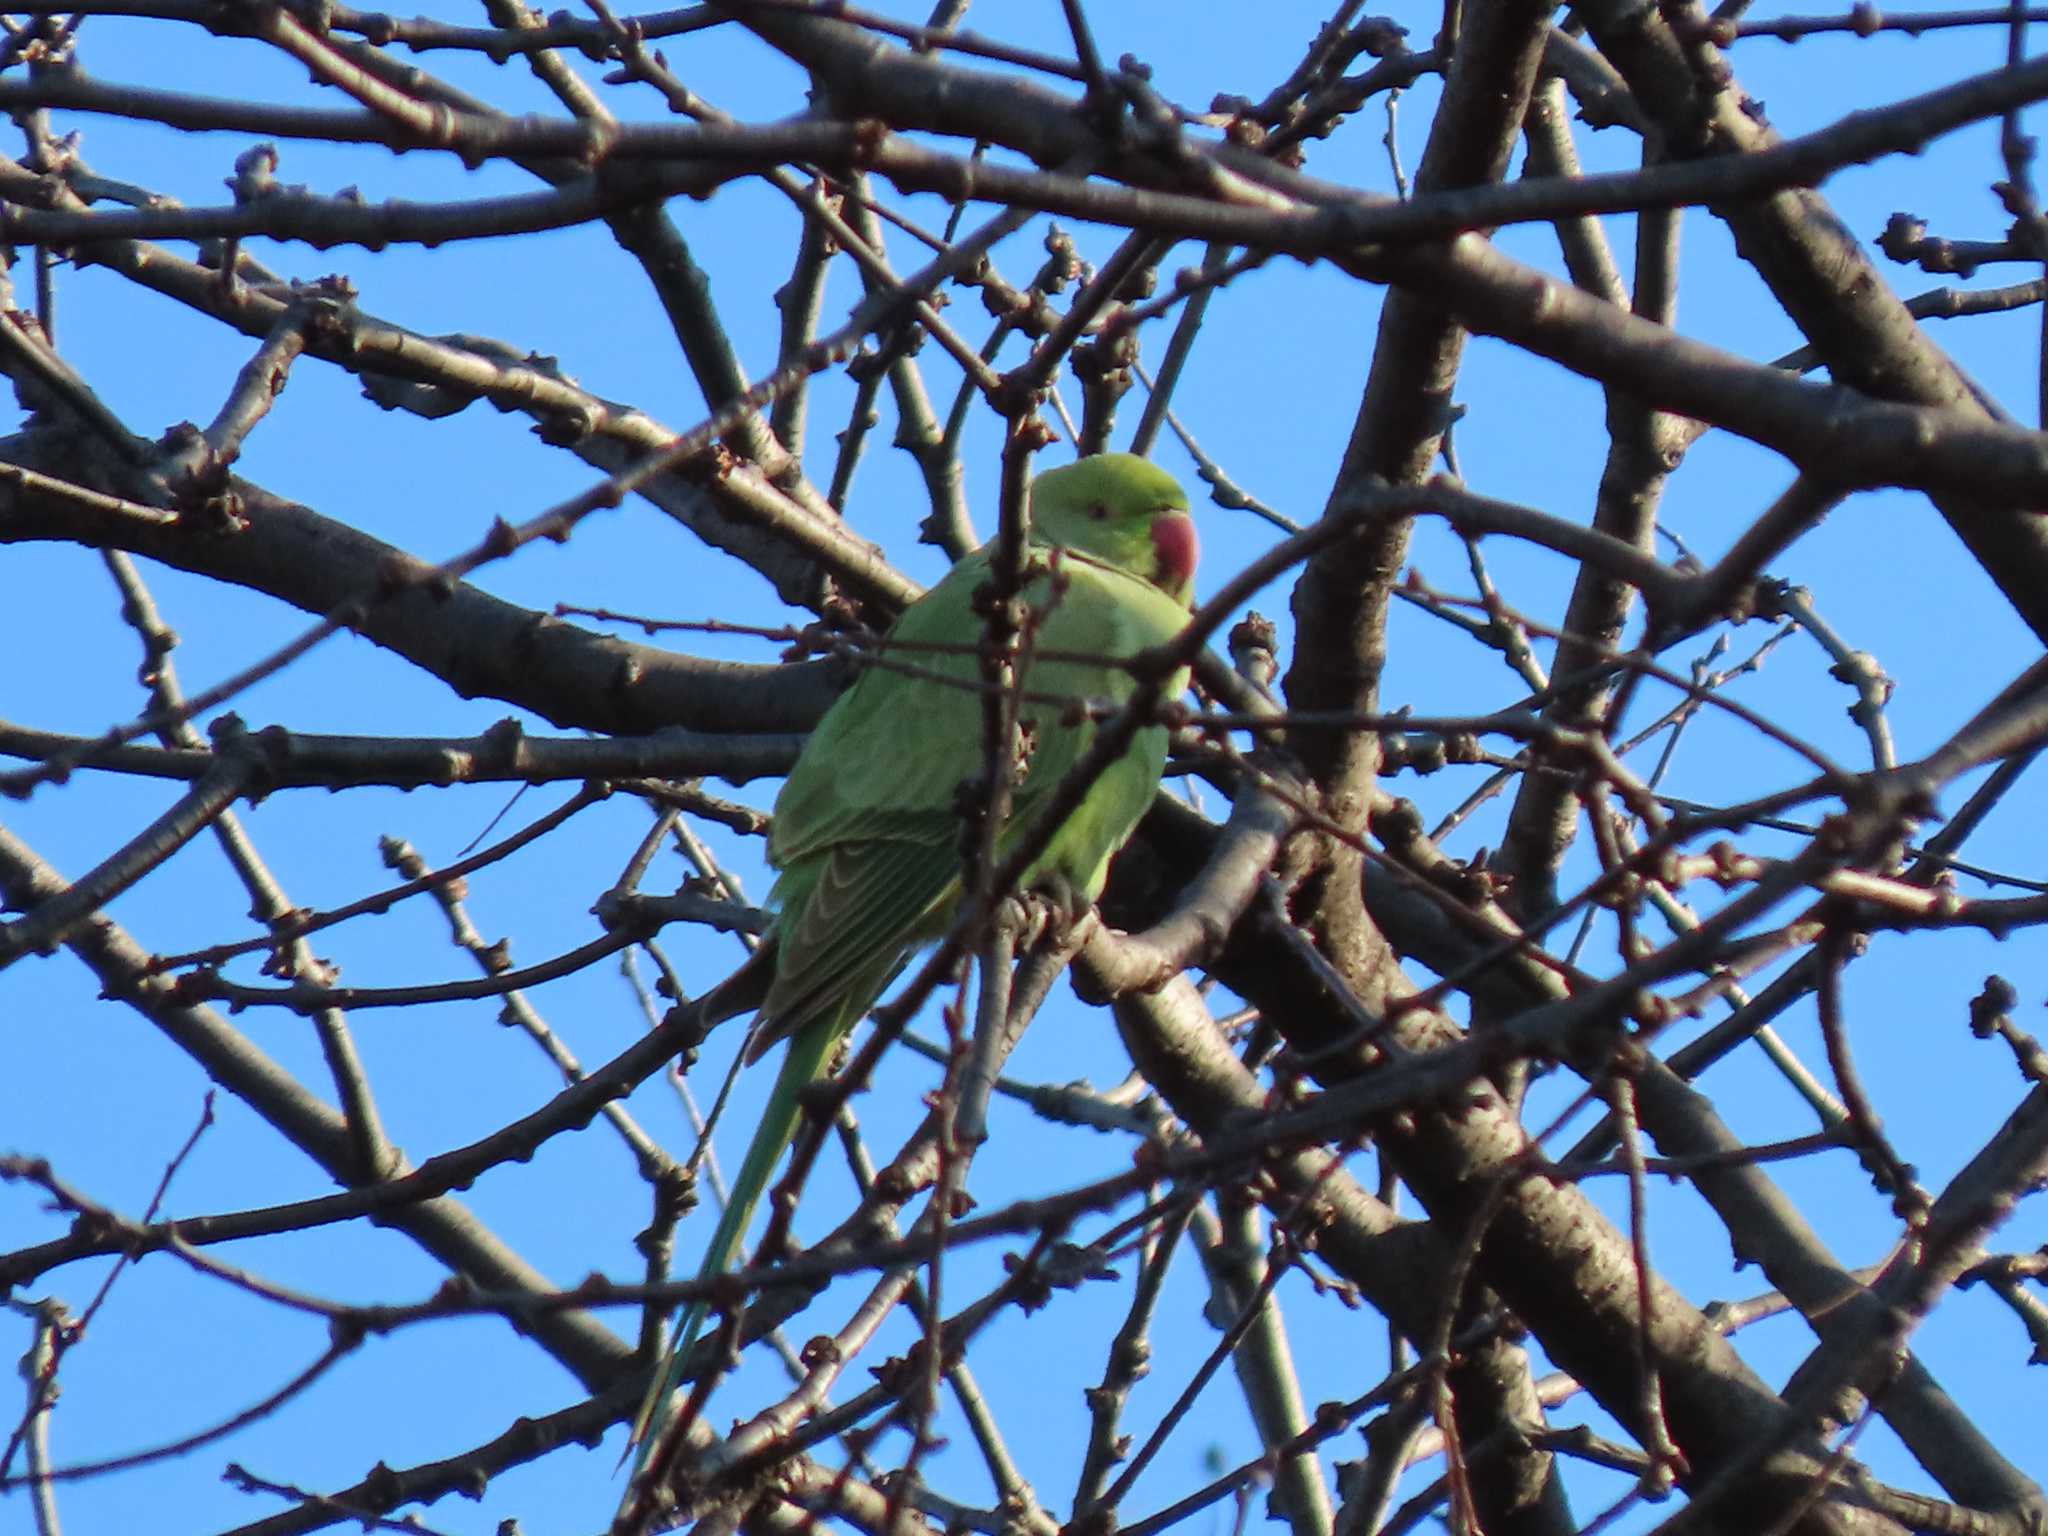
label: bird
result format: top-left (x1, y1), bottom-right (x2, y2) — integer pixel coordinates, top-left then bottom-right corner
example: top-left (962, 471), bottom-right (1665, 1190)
top-left (620, 452), bottom-right (1199, 1506)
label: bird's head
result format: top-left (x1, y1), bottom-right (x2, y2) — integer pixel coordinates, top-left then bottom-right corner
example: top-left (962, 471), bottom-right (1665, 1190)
top-left (1030, 453), bottom-right (1199, 607)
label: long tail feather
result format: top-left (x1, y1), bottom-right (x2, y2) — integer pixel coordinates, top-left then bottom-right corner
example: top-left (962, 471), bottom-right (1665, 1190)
top-left (619, 1014), bottom-right (843, 1499)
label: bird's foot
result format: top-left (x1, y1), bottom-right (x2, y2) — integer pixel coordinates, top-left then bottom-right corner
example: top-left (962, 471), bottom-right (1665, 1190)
top-left (994, 890), bottom-right (1047, 951)
top-left (1019, 872), bottom-right (1093, 951)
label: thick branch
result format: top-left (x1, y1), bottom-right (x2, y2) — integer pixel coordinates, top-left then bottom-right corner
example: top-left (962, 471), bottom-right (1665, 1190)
top-left (0, 423), bottom-right (840, 737)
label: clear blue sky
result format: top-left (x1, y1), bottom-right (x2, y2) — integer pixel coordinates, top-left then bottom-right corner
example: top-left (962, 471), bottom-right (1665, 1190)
top-left (5, 5), bottom-right (2047, 1533)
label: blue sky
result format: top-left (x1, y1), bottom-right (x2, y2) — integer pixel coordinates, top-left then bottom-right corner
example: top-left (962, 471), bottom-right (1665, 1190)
top-left (5, 4), bottom-right (2048, 1533)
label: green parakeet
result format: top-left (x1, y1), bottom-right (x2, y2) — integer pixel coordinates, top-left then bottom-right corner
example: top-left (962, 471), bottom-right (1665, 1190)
top-left (621, 452), bottom-right (1199, 1502)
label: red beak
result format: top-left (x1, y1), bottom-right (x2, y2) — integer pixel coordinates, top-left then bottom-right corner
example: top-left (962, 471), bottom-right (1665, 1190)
top-left (1150, 512), bottom-right (1199, 600)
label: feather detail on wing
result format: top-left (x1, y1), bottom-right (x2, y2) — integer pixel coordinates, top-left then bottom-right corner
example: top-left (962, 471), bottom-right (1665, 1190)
top-left (750, 837), bottom-right (959, 1061)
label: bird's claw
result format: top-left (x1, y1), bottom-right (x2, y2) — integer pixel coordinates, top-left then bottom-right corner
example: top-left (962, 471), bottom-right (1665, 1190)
top-left (1008, 872), bottom-right (1091, 951)
top-left (995, 891), bottom-right (1048, 950)
top-left (1048, 872), bottom-right (1096, 925)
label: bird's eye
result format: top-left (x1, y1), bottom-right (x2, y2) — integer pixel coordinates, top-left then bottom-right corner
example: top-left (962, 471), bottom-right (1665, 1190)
top-left (1088, 503), bottom-right (1109, 521)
